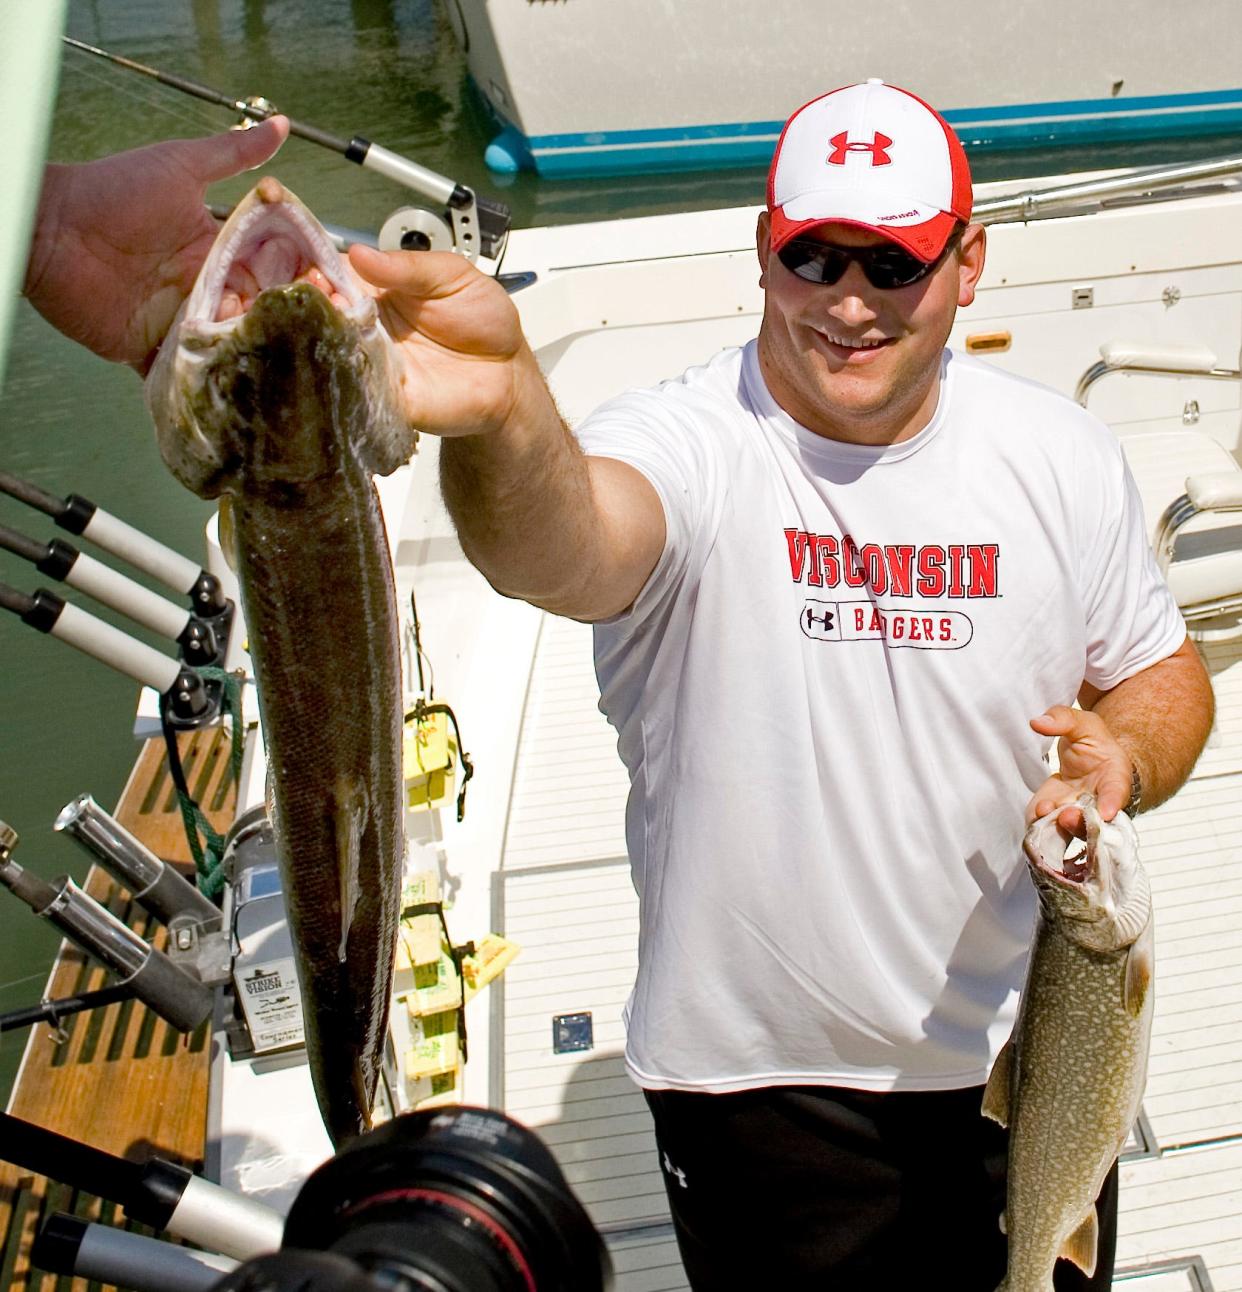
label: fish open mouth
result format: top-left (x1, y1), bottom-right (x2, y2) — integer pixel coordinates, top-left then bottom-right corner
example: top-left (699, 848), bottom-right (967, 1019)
top-left (1023, 794), bottom-right (1102, 892)
top-left (1057, 845), bottom-right (1092, 884)
top-left (193, 178), bottom-right (370, 331)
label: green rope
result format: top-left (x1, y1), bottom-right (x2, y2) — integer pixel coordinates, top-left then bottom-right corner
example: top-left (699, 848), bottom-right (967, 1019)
top-left (205, 665), bottom-right (246, 787)
top-left (163, 667), bottom-right (245, 899)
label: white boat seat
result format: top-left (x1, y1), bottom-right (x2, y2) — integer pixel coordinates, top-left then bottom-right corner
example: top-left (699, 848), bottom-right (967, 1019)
top-left (1118, 430), bottom-right (1242, 619)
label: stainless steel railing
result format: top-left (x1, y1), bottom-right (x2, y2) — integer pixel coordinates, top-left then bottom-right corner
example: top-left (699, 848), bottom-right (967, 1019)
top-left (1074, 346), bottom-right (1242, 406)
top-left (975, 154), bottom-right (1242, 226)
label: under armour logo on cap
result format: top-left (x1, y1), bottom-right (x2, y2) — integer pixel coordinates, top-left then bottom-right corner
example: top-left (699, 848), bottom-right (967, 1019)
top-left (767, 79), bottom-right (972, 262)
top-left (827, 131), bottom-right (893, 167)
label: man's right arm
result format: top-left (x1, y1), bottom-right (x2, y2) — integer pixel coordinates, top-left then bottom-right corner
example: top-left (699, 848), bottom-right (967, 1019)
top-left (348, 245), bottom-right (665, 621)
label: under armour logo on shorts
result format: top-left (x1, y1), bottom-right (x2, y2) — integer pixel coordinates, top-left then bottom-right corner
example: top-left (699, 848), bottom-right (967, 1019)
top-left (662, 1150), bottom-right (688, 1188)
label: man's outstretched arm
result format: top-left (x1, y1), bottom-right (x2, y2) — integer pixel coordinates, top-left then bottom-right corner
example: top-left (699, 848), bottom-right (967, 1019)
top-left (349, 244), bottom-right (665, 622)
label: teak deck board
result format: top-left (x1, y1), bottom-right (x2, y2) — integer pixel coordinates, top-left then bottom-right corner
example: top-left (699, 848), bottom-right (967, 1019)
top-left (0, 730), bottom-right (236, 1288)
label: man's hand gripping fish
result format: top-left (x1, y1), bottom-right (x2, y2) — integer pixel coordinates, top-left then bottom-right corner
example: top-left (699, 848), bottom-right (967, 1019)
top-left (145, 177), bottom-right (414, 1146)
top-left (984, 794), bottom-right (1154, 1291)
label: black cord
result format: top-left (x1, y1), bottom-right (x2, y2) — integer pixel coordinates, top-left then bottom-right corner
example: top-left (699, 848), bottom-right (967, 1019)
top-left (403, 699), bottom-right (474, 822)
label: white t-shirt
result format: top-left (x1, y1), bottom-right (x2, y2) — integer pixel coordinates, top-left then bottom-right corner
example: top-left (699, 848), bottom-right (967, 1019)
top-left (575, 341), bottom-right (1184, 1094)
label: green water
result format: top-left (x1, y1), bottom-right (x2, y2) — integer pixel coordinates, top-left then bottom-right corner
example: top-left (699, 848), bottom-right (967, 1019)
top-left (4, 0), bottom-right (1242, 1105)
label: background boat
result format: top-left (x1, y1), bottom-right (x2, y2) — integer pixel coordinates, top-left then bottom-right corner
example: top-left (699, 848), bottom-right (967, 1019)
top-left (449, 0), bottom-right (1242, 176)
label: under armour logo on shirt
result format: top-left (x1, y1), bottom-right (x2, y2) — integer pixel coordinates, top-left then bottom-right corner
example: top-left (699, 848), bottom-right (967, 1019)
top-left (827, 130), bottom-right (893, 166)
top-left (662, 1150), bottom-right (688, 1188)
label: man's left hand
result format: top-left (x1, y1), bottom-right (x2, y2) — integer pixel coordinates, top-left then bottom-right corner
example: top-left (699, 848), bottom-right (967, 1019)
top-left (1027, 705), bottom-right (1134, 830)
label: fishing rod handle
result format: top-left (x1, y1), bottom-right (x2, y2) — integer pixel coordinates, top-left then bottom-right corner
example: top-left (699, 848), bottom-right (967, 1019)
top-left (62, 548), bottom-right (192, 639)
top-left (0, 472), bottom-right (218, 609)
top-left (136, 1162), bottom-right (286, 1261)
top-left (350, 138), bottom-right (459, 207)
top-left (0, 1109), bottom-right (282, 1261)
top-left (42, 597), bottom-right (183, 692)
top-left (1, 528), bottom-right (192, 639)
top-left (34, 1215), bottom-right (237, 1291)
top-left (68, 504), bottom-right (202, 596)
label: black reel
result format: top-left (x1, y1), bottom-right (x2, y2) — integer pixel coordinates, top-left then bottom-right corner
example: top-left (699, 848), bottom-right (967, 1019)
top-left (212, 1106), bottom-right (612, 1292)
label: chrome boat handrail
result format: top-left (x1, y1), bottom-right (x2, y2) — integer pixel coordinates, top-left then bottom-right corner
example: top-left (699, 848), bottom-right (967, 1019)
top-left (975, 154), bottom-right (1242, 225)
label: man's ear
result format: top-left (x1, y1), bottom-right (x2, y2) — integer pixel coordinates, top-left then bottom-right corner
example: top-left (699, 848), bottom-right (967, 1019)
top-left (957, 222), bottom-right (987, 308)
top-left (757, 209), bottom-right (772, 288)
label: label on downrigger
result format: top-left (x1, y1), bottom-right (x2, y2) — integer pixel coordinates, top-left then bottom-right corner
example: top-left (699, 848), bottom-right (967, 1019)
top-left (236, 957), bottom-right (304, 1052)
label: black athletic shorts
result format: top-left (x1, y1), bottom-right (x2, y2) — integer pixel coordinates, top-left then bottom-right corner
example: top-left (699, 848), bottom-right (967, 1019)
top-left (644, 1084), bottom-right (1118, 1290)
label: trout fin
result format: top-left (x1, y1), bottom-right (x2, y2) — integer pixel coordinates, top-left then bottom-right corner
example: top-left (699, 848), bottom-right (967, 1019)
top-left (334, 777), bottom-right (368, 963)
top-left (1060, 1206), bottom-right (1099, 1275)
top-left (1124, 916), bottom-right (1155, 1016)
top-left (217, 496), bottom-right (239, 572)
top-left (982, 1038), bottom-right (1014, 1126)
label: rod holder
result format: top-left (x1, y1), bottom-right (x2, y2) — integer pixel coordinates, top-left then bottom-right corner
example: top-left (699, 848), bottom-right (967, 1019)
top-left (0, 827), bottom-right (211, 1034)
top-left (55, 794), bottom-right (221, 929)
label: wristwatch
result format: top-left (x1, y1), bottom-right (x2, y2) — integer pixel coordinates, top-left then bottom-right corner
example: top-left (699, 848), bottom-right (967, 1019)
top-left (1126, 762), bottom-right (1143, 816)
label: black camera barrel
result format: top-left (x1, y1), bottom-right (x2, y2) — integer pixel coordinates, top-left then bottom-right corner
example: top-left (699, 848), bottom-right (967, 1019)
top-left (281, 1106), bottom-right (612, 1292)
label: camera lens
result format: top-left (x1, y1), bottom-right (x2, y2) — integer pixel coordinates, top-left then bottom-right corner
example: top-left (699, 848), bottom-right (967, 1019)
top-left (281, 1106), bottom-right (612, 1292)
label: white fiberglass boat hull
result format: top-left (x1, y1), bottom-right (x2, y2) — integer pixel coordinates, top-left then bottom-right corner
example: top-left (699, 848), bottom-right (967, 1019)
top-left (445, 0), bottom-right (1242, 177)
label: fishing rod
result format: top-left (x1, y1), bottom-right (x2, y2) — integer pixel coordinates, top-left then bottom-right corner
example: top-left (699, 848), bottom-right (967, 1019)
top-left (0, 580), bottom-right (217, 725)
top-left (62, 36), bottom-right (511, 262)
top-left (0, 982), bottom-right (137, 1033)
top-left (0, 469), bottom-right (230, 622)
top-left (0, 1110), bottom-right (284, 1260)
top-left (35, 1218), bottom-right (237, 1291)
top-left (0, 519), bottom-right (223, 668)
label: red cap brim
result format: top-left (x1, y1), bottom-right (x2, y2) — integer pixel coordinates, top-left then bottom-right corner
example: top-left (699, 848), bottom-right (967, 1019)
top-left (769, 207), bottom-right (961, 262)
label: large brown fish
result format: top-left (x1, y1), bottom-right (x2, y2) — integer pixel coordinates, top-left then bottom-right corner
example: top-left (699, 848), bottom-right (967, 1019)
top-left (146, 177), bottom-right (414, 1145)
top-left (984, 793), bottom-right (1154, 1291)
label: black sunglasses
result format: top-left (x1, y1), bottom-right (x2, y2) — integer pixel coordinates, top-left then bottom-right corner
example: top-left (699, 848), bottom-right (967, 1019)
top-left (776, 226), bottom-right (964, 290)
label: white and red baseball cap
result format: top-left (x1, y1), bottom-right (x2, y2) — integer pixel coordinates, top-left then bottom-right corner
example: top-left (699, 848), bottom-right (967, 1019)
top-left (767, 79), bottom-right (973, 261)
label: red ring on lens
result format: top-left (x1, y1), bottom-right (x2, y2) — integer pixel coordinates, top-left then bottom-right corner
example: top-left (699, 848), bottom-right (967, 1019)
top-left (343, 1187), bottom-right (538, 1292)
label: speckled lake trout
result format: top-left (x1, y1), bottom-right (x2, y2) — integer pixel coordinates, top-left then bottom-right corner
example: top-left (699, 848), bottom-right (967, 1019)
top-left (146, 177), bottom-right (413, 1145)
top-left (984, 794), bottom-right (1154, 1291)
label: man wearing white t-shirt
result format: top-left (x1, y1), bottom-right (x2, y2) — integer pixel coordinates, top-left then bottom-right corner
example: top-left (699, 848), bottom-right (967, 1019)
top-left (17, 75), bottom-right (1213, 1287)
top-left (345, 80), bottom-right (1215, 1287)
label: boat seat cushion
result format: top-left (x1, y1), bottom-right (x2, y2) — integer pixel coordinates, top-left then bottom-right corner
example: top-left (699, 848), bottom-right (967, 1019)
top-left (1118, 430), bottom-right (1242, 610)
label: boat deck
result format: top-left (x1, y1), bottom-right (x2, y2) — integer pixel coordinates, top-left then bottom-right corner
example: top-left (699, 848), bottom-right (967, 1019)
top-left (495, 614), bottom-right (1242, 1291)
top-left (0, 730), bottom-right (235, 1288)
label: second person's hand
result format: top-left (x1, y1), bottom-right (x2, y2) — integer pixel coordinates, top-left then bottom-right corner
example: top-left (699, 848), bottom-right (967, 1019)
top-left (24, 117), bottom-right (290, 372)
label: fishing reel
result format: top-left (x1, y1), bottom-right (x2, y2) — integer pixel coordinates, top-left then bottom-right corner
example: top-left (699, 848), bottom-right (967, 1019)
top-left (378, 196), bottom-right (510, 262)
top-left (210, 1106), bottom-right (612, 1291)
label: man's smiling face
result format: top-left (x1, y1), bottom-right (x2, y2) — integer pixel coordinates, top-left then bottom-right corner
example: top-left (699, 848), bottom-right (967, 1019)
top-left (755, 215), bottom-right (986, 446)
